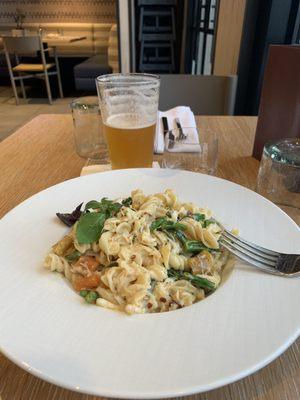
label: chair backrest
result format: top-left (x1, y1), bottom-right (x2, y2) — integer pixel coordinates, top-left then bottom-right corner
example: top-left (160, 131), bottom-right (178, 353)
top-left (2, 36), bottom-right (42, 54)
top-left (158, 74), bottom-right (238, 115)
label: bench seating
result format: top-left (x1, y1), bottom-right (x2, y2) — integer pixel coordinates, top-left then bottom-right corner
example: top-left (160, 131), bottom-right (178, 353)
top-left (0, 22), bottom-right (113, 57)
top-left (0, 23), bottom-right (119, 90)
top-left (73, 55), bottom-right (112, 91)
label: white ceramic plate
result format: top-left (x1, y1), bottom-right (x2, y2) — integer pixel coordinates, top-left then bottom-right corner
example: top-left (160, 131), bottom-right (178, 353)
top-left (0, 169), bottom-right (299, 399)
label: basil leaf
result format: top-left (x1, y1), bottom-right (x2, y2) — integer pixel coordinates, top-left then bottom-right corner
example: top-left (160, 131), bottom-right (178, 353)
top-left (76, 212), bottom-right (106, 244)
top-left (100, 198), bottom-right (122, 215)
top-left (84, 198), bottom-right (122, 216)
top-left (122, 197), bottom-right (132, 207)
top-left (84, 200), bottom-right (102, 211)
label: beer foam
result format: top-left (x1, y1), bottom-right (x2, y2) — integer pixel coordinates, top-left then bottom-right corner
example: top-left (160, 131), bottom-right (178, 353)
top-left (106, 113), bottom-right (154, 129)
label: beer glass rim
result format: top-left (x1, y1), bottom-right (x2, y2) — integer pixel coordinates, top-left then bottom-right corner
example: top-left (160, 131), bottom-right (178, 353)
top-left (96, 73), bottom-right (160, 87)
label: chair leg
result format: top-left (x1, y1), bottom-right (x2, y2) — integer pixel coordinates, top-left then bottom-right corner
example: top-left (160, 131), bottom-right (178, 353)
top-left (11, 78), bottom-right (20, 105)
top-left (57, 71), bottom-right (63, 99)
top-left (54, 47), bottom-right (63, 98)
top-left (4, 49), bottom-right (20, 104)
top-left (44, 71), bottom-right (53, 105)
top-left (19, 76), bottom-right (26, 99)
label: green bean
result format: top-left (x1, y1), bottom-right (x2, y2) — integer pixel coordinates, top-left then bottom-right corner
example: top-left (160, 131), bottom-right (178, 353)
top-left (168, 268), bottom-right (216, 292)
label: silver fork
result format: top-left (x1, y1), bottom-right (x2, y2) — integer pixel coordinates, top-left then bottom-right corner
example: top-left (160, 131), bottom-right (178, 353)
top-left (220, 229), bottom-right (300, 277)
top-left (175, 118), bottom-right (187, 141)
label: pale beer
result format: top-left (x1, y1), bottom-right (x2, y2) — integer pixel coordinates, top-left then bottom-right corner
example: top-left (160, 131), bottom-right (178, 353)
top-left (104, 113), bottom-right (156, 169)
top-left (96, 74), bottom-right (160, 169)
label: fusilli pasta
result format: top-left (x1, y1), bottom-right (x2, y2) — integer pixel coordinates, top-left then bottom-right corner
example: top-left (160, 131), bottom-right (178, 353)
top-left (44, 190), bottom-right (229, 314)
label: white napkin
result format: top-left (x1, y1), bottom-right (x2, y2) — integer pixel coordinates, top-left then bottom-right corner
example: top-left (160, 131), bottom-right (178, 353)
top-left (154, 106), bottom-right (200, 154)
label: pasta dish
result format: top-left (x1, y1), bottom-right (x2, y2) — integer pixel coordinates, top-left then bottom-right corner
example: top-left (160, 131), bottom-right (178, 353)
top-left (44, 189), bottom-right (229, 314)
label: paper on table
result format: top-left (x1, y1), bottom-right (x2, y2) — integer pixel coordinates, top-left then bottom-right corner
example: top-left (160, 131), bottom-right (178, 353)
top-left (154, 106), bottom-right (200, 154)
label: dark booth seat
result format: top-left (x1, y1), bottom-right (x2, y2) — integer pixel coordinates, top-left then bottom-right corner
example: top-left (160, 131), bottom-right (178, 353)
top-left (73, 55), bottom-right (112, 91)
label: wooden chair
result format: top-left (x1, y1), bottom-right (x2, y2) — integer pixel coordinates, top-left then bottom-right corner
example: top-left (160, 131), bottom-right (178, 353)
top-left (159, 74), bottom-right (238, 115)
top-left (2, 35), bottom-right (63, 105)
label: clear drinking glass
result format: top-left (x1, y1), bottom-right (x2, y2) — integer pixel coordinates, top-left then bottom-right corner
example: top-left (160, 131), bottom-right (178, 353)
top-left (96, 73), bottom-right (160, 169)
top-left (161, 127), bottom-right (218, 175)
top-left (256, 138), bottom-right (300, 209)
top-left (70, 96), bottom-right (106, 160)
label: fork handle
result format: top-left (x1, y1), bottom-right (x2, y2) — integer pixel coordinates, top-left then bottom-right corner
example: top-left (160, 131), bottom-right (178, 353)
top-left (162, 117), bottom-right (169, 137)
top-left (175, 118), bottom-right (184, 138)
top-left (276, 254), bottom-right (300, 274)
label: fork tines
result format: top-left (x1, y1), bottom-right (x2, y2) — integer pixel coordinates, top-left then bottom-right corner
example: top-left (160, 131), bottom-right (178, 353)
top-left (221, 229), bottom-right (300, 276)
top-left (224, 229), bottom-right (280, 257)
top-left (220, 229), bottom-right (282, 275)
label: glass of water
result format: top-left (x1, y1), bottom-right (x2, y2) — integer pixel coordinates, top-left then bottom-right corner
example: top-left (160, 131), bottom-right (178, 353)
top-left (161, 127), bottom-right (218, 175)
top-left (70, 96), bottom-right (106, 160)
top-left (256, 138), bottom-right (300, 209)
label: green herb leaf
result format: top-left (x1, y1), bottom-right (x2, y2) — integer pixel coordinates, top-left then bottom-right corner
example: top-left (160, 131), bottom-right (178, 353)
top-left (79, 290), bottom-right (89, 298)
top-left (77, 197), bottom-right (125, 244)
top-left (191, 214), bottom-right (217, 229)
top-left (65, 250), bottom-right (82, 262)
top-left (122, 197), bottom-right (132, 207)
top-left (168, 268), bottom-right (216, 292)
top-left (76, 212), bottom-right (106, 244)
top-left (84, 198), bottom-right (123, 216)
top-left (84, 200), bottom-right (102, 211)
top-left (99, 198), bottom-right (122, 216)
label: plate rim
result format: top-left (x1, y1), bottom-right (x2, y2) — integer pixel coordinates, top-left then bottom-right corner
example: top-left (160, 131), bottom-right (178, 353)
top-left (1, 327), bottom-right (299, 399)
top-left (1, 168), bottom-right (299, 231)
top-left (0, 168), bottom-right (299, 398)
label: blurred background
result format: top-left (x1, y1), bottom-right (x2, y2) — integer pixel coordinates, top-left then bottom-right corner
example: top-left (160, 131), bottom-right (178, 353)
top-left (0, 0), bottom-right (299, 140)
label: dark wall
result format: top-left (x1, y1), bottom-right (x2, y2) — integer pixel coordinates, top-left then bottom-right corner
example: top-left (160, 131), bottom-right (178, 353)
top-left (235, 0), bottom-right (300, 116)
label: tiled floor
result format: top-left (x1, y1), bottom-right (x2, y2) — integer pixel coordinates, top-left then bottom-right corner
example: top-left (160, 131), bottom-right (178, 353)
top-left (0, 86), bottom-right (75, 142)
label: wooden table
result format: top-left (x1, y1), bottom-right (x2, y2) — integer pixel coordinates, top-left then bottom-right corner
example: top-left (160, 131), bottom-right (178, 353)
top-left (0, 114), bottom-right (299, 400)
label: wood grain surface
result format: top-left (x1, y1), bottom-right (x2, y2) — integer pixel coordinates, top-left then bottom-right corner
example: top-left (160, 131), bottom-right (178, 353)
top-left (0, 114), bottom-right (299, 400)
top-left (213, 0), bottom-right (246, 75)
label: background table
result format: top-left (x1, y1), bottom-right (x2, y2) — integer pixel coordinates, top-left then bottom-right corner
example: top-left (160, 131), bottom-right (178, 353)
top-left (0, 114), bottom-right (299, 400)
top-left (0, 35), bottom-right (86, 46)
